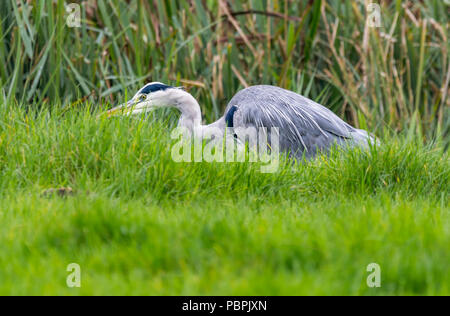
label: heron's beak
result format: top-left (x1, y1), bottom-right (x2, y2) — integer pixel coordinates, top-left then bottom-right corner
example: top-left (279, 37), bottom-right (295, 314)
top-left (106, 100), bottom-right (135, 117)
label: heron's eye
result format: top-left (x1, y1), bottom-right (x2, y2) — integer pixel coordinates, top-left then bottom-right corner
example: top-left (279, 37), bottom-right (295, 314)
top-left (139, 95), bottom-right (147, 101)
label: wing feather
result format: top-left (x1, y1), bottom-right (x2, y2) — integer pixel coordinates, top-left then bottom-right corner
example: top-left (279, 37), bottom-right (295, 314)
top-left (226, 85), bottom-right (357, 157)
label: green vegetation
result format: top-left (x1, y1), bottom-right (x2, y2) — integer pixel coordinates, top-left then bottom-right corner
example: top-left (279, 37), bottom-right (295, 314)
top-left (0, 104), bottom-right (448, 295)
top-left (0, 0), bottom-right (448, 142)
top-left (0, 0), bottom-right (448, 295)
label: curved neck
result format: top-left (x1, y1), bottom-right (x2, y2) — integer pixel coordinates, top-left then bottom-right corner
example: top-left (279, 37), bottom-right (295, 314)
top-left (167, 89), bottom-right (226, 135)
top-left (173, 90), bottom-right (202, 131)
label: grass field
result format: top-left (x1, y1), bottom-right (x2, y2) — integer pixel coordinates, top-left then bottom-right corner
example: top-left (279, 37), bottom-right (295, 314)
top-left (1, 0), bottom-right (448, 144)
top-left (0, 0), bottom-right (448, 296)
top-left (0, 104), bottom-right (448, 295)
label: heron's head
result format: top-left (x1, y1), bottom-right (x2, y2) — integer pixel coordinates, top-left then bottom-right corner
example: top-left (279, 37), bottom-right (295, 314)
top-left (106, 82), bottom-right (184, 116)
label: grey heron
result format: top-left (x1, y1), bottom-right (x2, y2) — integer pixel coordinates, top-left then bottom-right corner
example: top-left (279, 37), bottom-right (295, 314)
top-left (107, 82), bottom-right (374, 159)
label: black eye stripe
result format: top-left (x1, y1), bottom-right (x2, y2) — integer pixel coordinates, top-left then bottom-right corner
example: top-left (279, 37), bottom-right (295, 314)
top-left (140, 83), bottom-right (173, 94)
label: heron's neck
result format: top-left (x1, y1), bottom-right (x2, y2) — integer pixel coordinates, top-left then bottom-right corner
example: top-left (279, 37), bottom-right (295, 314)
top-left (175, 91), bottom-right (203, 131)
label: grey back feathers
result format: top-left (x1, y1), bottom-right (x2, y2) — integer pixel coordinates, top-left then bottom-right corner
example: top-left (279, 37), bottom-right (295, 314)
top-left (225, 85), bottom-right (373, 158)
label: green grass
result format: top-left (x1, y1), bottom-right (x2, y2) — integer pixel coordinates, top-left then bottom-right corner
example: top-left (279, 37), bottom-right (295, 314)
top-left (0, 0), bottom-right (448, 296)
top-left (0, 104), bottom-right (448, 295)
top-left (0, 0), bottom-right (448, 144)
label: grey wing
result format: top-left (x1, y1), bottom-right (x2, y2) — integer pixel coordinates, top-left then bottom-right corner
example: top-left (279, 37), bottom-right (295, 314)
top-left (226, 85), bottom-right (359, 158)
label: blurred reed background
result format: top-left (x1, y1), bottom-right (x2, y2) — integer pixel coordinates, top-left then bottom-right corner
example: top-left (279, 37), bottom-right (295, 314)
top-left (0, 0), bottom-right (448, 143)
